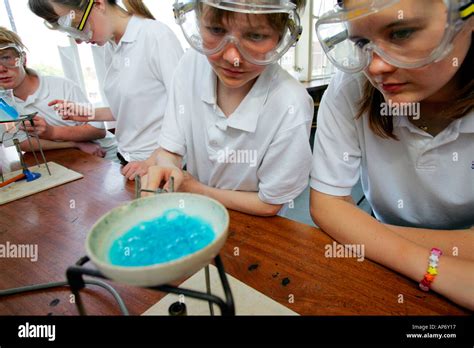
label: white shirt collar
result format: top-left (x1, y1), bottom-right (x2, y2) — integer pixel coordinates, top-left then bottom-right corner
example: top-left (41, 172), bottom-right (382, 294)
top-left (14, 70), bottom-right (46, 107)
top-left (460, 111), bottom-right (474, 133)
top-left (393, 110), bottom-right (474, 135)
top-left (109, 16), bottom-right (143, 49)
top-left (200, 60), bottom-right (278, 133)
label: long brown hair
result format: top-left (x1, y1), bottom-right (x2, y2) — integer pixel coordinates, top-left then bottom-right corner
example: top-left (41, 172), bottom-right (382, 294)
top-left (356, 36), bottom-right (474, 140)
top-left (28, 0), bottom-right (155, 25)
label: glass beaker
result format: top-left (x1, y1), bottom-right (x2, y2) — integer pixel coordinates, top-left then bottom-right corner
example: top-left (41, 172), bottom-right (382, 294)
top-left (0, 89), bottom-right (19, 122)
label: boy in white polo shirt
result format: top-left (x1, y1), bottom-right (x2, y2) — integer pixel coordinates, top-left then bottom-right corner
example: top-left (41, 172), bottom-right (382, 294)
top-left (141, 0), bottom-right (313, 217)
top-left (0, 28), bottom-right (116, 159)
top-left (311, 0), bottom-right (474, 309)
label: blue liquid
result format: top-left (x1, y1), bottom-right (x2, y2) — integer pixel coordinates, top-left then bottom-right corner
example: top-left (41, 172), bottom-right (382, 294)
top-left (109, 209), bottom-right (215, 267)
top-left (0, 97), bottom-right (19, 121)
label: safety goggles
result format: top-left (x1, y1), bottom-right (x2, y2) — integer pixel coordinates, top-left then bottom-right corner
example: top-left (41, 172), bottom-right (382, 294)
top-left (0, 44), bottom-right (24, 69)
top-left (315, 0), bottom-right (474, 73)
top-left (173, 0), bottom-right (303, 65)
top-left (44, 0), bottom-right (94, 42)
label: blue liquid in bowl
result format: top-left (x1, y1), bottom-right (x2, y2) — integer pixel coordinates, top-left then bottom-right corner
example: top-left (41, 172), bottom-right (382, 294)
top-left (109, 209), bottom-right (216, 267)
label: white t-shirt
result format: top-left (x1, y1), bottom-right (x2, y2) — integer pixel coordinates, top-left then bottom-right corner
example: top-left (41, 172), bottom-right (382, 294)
top-left (1, 72), bottom-right (117, 159)
top-left (159, 50), bottom-right (313, 207)
top-left (103, 16), bottom-right (183, 162)
top-left (311, 71), bottom-right (474, 229)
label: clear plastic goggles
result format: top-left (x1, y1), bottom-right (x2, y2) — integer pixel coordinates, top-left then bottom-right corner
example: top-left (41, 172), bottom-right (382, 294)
top-left (44, 0), bottom-right (94, 42)
top-left (173, 0), bottom-right (303, 65)
top-left (0, 44), bottom-right (24, 69)
top-left (315, 0), bottom-right (474, 73)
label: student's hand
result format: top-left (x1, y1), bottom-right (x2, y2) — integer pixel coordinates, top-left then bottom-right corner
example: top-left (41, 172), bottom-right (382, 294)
top-left (122, 161), bottom-right (152, 181)
top-left (48, 99), bottom-right (94, 122)
top-left (179, 171), bottom-right (202, 193)
top-left (20, 116), bottom-right (55, 140)
top-left (75, 142), bottom-right (106, 158)
top-left (141, 165), bottom-right (184, 195)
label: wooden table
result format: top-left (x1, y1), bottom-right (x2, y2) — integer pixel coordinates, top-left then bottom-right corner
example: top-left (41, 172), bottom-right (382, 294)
top-left (0, 150), bottom-right (469, 315)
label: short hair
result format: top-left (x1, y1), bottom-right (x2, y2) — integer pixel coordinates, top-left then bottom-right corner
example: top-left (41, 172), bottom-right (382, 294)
top-left (0, 26), bottom-right (27, 51)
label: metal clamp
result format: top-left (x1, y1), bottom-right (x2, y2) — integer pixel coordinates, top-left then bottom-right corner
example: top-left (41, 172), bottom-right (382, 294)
top-left (0, 112), bottom-right (51, 184)
top-left (134, 175), bottom-right (174, 199)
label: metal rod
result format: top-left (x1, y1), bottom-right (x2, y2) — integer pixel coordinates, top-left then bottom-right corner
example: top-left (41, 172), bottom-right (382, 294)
top-left (13, 138), bottom-right (27, 171)
top-left (215, 255), bottom-right (235, 316)
top-left (22, 120), bottom-right (40, 168)
top-left (29, 118), bottom-right (51, 176)
top-left (4, 0), bottom-right (17, 33)
top-left (135, 175), bottom-right (175, 198)
top-left (73, 289), bottom-right (87, 316)
top-left (21, 120), bottom-right (40, 168)
top-left (135, 175), bottom-right (141, 199)
top-left (205, 265), bottom-right (214, 316)
top-left (66, 255), bottom-right (235, 316)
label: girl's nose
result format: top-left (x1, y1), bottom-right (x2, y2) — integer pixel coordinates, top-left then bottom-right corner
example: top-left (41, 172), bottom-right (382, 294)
top-left (366, 52), bottom-right (397, 76)
top-left (222, 42), bottom-right (243, 67)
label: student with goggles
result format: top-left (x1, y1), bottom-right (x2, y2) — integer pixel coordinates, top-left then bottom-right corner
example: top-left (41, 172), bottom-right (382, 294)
top-left (0, 27), bottom-right (116, 159)
top-left (310, 0), bottom-right (474, 309)
top-left (140, 0), bottom-right (313, 217)
top-left (28, 0), bottom-right (183, 177)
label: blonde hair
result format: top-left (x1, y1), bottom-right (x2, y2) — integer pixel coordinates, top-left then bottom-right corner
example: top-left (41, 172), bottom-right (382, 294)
top-left (0, 26), bottom-right (28, 70)
top-left (0, 26), bottom-right (27, 51)
top-left (122, 0), bottom-right (154, 20)
top-left (28, 0), bottom-right (155, 25)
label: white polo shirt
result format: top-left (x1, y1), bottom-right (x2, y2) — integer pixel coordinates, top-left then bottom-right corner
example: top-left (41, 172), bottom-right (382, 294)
top-left (311, 71), bottom-right (474, 229)
top-left (103, 16), bottom-right (183, 162)
top-left (159, 50), bottom-right (313, 207)
top-left (1, 72), bottom-right (117, 160)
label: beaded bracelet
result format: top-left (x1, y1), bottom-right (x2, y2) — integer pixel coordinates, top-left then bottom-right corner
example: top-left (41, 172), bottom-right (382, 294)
top-left (419, 248), bottom-right (443, 292)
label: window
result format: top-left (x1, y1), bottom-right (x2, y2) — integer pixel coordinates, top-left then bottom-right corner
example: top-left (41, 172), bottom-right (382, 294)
top-left (1, 0), bottom-right (70, 77)
top-left (76, 44), bottom-right (104, 105)
top-left (285, 0), bottom-right (337, 82)
top-left (144, 0), bottom-right (189, 50)
top-left (311, 0), bottom-right (337, 79)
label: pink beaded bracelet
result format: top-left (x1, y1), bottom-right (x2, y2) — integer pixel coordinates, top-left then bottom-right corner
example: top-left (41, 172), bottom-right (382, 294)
top-left (419, 248), bottom-right (443, 292)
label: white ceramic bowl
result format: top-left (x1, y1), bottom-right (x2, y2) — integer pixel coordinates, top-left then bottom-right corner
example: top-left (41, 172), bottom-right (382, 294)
top-left (85, 193), bottom-right (229, 287)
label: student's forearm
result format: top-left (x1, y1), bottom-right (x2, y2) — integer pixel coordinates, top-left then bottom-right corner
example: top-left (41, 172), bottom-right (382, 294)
top-left (311, 190), bottom-right (423, 274)
top-left (385, 225), bottom-right (474, 261)
top-left (195, 184), bottom-right (282, 217)
top-left (20, 139), bottom-right (76, 152)
top-left (310, 189), bottom-right (474, 310)
top-left (151, 148), bottom-right (282, 216)
top-left (154, 148), bottom-right (182, 169)
top-left (51, 125), bottom-right (106, 142)
top-left (90, 107), bottom-right (115, 121)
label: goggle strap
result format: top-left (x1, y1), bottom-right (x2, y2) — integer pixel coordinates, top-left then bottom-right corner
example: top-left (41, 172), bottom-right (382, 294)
top-left (174, 2), bottom-right (195, 20)
top-left (459, 0), bottom-right (473, 19)
top-left (78, 0), bottom-right (94, 31)
top-left (0, 45), bottom-right (24, 57)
